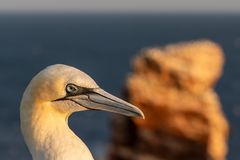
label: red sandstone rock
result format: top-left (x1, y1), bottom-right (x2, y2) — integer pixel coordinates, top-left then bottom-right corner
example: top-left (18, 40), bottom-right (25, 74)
top-left (109, 40), bottom-right (229, 160)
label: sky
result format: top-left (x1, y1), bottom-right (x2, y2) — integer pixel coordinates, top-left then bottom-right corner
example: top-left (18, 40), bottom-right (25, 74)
top-left (0, 0), bottom-right (239, 13)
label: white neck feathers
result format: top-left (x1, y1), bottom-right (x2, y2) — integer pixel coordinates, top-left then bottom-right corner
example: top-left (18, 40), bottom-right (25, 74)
top-left (20, 98), bottom-right (94, 160)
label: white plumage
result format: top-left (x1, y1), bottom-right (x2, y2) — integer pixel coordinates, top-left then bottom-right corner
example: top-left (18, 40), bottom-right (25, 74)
top-left (20, 64), bottom-right (144, 160)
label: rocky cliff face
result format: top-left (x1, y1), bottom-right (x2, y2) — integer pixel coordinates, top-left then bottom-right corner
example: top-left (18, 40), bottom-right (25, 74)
top-left (108, 40), bottom-right (229, 160)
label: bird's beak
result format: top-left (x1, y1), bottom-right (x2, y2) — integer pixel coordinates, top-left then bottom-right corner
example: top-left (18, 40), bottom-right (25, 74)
top-left (69, 88), bottom-right (144, 119)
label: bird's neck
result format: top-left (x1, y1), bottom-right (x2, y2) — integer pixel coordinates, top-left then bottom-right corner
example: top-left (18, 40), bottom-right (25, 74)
top-left (20, 100), bottom-right (93, 160)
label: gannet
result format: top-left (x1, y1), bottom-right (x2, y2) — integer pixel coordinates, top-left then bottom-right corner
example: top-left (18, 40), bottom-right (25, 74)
top-left (20, 64), bottom-right (144, 160)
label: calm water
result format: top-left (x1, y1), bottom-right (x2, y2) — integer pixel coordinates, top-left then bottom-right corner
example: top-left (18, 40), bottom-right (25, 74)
top-left (0, 13), bottom-right (239, 160)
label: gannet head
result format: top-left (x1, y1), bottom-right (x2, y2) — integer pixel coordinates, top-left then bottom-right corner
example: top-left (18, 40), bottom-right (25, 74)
top-left (22, 64), bottom-right (144, 118)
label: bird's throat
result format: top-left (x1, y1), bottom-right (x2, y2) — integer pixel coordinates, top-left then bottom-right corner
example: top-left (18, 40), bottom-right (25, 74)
top-left (20, 101), bottom-right (93, 160)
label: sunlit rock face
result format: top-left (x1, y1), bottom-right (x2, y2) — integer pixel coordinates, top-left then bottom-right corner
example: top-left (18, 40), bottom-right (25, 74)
top-left (109, 40), bottom-right (229, 160)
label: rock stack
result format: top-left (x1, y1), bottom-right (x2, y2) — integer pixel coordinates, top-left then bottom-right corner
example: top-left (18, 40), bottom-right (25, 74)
top-left (108, 40), bottom-right (229, 160)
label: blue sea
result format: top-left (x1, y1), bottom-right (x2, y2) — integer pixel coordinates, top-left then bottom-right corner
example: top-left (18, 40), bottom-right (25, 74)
top-left (0, 13), bottom-right (239, 160)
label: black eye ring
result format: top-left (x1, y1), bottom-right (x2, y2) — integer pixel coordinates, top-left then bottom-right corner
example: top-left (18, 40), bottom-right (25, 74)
top-left (66, 84), bottom-right (78, 94)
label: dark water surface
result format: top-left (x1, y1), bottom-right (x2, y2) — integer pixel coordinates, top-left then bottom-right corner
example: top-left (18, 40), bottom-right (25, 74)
top-left (0, 13), bottom-right (239, 160)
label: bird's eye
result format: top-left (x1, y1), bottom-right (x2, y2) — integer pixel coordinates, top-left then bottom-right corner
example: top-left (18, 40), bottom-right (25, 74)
top-left (66, 84), bottom-right (78, 94)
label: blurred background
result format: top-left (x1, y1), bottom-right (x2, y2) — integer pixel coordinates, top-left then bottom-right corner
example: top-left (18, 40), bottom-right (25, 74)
top-left (0, 0), bottom-right (239, 160)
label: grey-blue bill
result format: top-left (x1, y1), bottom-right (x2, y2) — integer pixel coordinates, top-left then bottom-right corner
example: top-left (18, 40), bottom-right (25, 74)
top-left (70, 88), bottom-right (144, 119)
